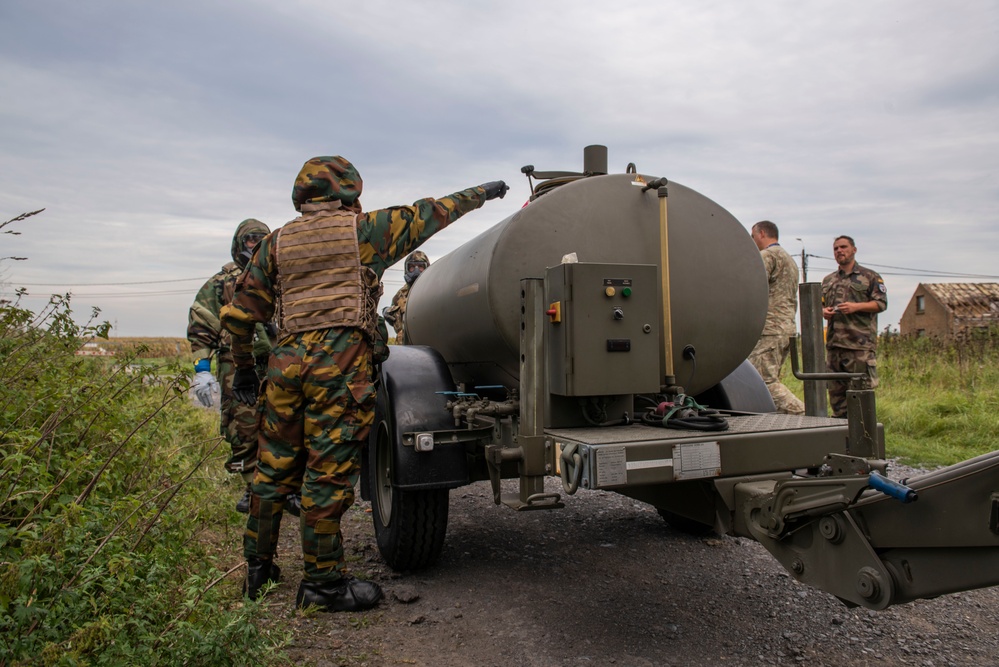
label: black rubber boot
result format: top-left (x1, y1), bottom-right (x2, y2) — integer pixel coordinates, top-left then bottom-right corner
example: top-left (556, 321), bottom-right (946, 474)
top-left (295, 577), bottom-right (383, 612)
top-left (235, 485), bottom-right (251, 514)
top-left (243, 558), bottom-right (281, 600)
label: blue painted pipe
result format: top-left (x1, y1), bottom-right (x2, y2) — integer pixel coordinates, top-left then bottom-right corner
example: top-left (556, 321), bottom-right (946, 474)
top-left (868, 471), bottom-right (918, 503)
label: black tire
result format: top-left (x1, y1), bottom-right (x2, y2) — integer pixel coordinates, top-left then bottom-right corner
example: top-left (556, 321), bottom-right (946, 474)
top-left (369, 391), bottom-right (449, 571)
top-left (656, 508), bottom-right (714, 536)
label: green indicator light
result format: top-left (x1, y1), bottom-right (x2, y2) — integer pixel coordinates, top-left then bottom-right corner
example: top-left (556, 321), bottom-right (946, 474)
top-left (622, 287), bottom-right (632, 297)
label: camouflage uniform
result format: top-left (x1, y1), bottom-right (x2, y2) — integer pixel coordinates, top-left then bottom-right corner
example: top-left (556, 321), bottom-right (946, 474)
top-left (384, 250), bottom-right (429, 344)
top-left (821, 263), bottom-right (887, 417)
top-left (187, 218), bottom-right (273, 481)
top-left (748, 243), bottom-right (805, 415)
top-left (221, 157), bottom-right (491, 584)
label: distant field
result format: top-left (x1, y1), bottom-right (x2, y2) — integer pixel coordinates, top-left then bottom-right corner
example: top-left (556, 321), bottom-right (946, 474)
top-left (100, 336), bottom-right (191, 358)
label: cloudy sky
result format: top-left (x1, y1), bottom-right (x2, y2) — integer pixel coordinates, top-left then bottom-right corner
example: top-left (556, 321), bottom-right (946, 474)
top-left (2, 0), bottom-right (997, 337)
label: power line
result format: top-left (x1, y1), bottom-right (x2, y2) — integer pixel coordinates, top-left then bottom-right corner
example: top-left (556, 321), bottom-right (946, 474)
top-left (14, 276), bottom-right (210, 287)
top-left (806, 255), bottom-right (999, 280)
top-left (12, 289), bottom-right (197, 299)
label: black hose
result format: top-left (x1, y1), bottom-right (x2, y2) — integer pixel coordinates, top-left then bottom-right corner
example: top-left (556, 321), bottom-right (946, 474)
top-left (640, 406), bottom-right (729, 432)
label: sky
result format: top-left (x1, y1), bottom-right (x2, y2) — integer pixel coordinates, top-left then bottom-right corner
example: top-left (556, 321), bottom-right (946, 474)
top-left (1, 0), bottom-right (998, 338)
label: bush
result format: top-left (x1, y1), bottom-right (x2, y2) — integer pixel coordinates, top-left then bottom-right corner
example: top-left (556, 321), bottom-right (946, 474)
top-left (0, 293), bottom-right (287, 666)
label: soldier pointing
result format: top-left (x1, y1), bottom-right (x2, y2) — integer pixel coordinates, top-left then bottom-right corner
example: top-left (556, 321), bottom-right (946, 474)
top-left (221, 155), bottom-right (508, 612)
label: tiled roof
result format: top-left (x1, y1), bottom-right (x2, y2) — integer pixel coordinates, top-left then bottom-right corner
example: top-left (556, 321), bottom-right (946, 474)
top-left (923, 283), bottom-right (999, 323)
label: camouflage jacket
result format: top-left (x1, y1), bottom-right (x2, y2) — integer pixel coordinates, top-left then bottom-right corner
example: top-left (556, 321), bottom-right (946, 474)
top-left (221, 186), bottom-right (488, 366)
top-left (760, 243), bottom-right (799, 336)
top-left (822, 262), bottom-right (887, 351)
top-left (384, 283), bottom-right (410, 342)
top-left (188, 262), bottom-right (273, 363)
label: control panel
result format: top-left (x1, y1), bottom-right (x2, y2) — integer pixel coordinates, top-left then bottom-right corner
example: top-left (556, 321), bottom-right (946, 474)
top-left (546, 262), bottom-right (660, 396)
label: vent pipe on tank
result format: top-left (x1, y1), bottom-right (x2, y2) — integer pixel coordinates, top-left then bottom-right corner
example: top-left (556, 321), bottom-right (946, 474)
top-left (583, 145), bottom-right (608, 175)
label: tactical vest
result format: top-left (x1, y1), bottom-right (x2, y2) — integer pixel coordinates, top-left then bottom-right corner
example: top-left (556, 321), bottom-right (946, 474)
top-left (273, 201), bottom-right (381, 339)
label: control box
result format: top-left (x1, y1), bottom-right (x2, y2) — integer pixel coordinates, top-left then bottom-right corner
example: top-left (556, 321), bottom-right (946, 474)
top-left (546, 262), bottom-right (660, 396)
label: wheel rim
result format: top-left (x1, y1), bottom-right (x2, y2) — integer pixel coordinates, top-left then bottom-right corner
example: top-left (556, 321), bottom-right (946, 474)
top-left (374, 420), bottom-right (393, 527)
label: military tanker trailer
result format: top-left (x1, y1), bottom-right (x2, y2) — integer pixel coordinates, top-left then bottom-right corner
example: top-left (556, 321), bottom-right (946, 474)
top-left (360, 146), bottom-right (999, 610)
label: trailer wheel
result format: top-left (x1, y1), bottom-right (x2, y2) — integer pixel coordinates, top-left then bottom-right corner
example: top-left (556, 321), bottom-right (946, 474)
top-left (369, 390), bottom-right (449, 572)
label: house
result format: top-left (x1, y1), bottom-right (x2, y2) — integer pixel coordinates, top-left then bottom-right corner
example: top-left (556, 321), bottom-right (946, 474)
top-left (76, 341), bottom-right (114, 356)
top-left (899, 283), bottom-right (999, 338)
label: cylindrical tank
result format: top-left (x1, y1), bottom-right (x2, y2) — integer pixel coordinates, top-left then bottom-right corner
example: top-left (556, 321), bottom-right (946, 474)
top-left (405, 172), bottom-right (767, 396)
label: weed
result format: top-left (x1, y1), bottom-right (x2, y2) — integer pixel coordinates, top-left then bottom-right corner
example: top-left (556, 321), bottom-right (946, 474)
top-left (0, 296), bottom-right (286, 665)
top-left (781, 328), bottom-right (999, 466)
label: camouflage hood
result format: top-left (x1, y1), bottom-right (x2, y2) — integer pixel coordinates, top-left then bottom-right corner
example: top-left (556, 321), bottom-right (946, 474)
top-left (231, 218), bottom-right (271, 268)
top-left (292, 156), bottom-right (363, 213)
top-left (403, 250), bottom-right (430, 285)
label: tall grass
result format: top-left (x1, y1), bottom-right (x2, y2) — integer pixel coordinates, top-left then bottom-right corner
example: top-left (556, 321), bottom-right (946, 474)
top-left (0, 293), bottom-right (287, 666)
top-left (782, 328), bottom-right (999, 467)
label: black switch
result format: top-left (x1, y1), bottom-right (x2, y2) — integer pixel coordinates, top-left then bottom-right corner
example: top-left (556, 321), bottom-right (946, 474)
top-left (606, 339), bottom-right (631, 352)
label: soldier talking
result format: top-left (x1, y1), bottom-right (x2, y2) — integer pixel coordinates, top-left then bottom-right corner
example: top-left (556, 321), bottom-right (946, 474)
top-left (221, 155), bottom-right (508, 612)
top-left (747, 221), bottom-right (805, 415)
top-left (821, 235), bottom-right (887, 418)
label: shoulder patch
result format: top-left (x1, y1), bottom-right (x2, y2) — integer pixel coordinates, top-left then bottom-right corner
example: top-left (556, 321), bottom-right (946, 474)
top-left (878, 282), bottom-right (887, 293)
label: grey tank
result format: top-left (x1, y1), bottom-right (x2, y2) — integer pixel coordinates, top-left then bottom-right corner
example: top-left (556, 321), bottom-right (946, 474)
top-left (405, 173), bottom-right (768, 396)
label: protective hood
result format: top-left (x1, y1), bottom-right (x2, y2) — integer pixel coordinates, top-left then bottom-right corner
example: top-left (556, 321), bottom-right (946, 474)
top-left (292, 156), bottom-right (363, 213)
top-left (403, 250), bottom-right (430, 285)
top-left (231, 218), bottom-right (271, 268)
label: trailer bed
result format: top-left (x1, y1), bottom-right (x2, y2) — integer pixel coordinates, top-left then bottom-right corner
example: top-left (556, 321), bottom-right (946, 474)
top-left (544, 414), bottom-right (864, 489)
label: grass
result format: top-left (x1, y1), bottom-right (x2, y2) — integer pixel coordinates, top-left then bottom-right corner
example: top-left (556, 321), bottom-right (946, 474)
top-left (781, 328), bottom-right (999, 467)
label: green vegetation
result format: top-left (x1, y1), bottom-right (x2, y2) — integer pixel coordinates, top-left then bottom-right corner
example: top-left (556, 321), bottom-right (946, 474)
top-left (0, 293), bottom-right (287, 666)
top-left (782, 329), bottom-right (999, 467)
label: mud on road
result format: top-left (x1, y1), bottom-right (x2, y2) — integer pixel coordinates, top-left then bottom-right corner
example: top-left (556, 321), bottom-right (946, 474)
top-left (254, 477), bottom-right (999, 667)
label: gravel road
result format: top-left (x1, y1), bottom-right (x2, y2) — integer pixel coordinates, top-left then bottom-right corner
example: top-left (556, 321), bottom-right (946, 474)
top-left (255, 465), bottom-right (999, 667)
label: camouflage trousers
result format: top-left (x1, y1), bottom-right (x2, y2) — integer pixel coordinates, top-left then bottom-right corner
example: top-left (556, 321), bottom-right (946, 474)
top-left (218, 355), bottom-right (265, 480)
top-left (748, 335), bottom-right (805, 415)
top-left (826, 347), bottom-right (879, 418)
top-left (244, 328), bottom-right (376, 584)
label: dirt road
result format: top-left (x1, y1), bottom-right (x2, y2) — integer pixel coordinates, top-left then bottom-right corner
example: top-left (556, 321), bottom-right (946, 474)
top-left (255, 475), bottom-right (998, 667)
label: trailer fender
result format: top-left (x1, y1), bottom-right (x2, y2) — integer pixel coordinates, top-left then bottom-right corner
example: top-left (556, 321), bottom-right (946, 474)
top-left (361, 345), bottom-right (468, 499)
top-left (694, 359), bottom-right (777, 413)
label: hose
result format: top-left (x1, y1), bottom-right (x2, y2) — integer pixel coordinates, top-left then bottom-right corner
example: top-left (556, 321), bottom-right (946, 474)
top-left (640, 394), bottom-right (729, 432)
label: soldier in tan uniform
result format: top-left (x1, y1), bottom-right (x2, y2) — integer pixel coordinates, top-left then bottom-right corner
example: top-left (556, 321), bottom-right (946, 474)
top-left (821, 235), bottom-right (887, 418)
top-left (382, 250), bottom-right (428, 343)
top-left (221, 156), bottom-right (508, 612)
top-left (747, 221), bottom-right (805, 415)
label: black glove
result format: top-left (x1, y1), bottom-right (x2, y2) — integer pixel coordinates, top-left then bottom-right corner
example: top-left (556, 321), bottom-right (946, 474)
top-left (480, 181), bottom-right (509, 200)
top-left (381, 306), bottom-right (397, 326)
top-left (232, 367), bottom-right (260, 405)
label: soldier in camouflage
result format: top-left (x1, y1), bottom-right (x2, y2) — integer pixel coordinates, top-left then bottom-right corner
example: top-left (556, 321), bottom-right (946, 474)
top-left (188, 219), bottom-right (285, 513)
top-left (220, 155), bottom-right (508, 612)
top-left (382, 250), bottom-right (429, 343)
top-left (821, 235), bottom-right (887, 418)
top-left (747, 221), bottom-right (805, 415)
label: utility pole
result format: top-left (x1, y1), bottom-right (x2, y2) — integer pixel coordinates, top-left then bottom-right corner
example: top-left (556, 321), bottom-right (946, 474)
top-left (795, 238), bottom-right (808, 282)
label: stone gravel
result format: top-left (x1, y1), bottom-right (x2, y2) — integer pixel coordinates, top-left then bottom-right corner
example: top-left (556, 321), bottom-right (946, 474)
top-left (252, 460), bottom-right (998, 667)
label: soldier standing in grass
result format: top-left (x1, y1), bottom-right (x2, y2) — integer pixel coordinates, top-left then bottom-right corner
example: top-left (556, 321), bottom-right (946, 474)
top-left (221, 155), bottom-right (508, 612)
top-left (382, 250), bottom-right (429, 343)
top-left (188, 219), bottom-right (301, 515)
top-left (821, 235), bottom-right (887, 418)
top-left (748, 221), bottom-right (805, 415)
